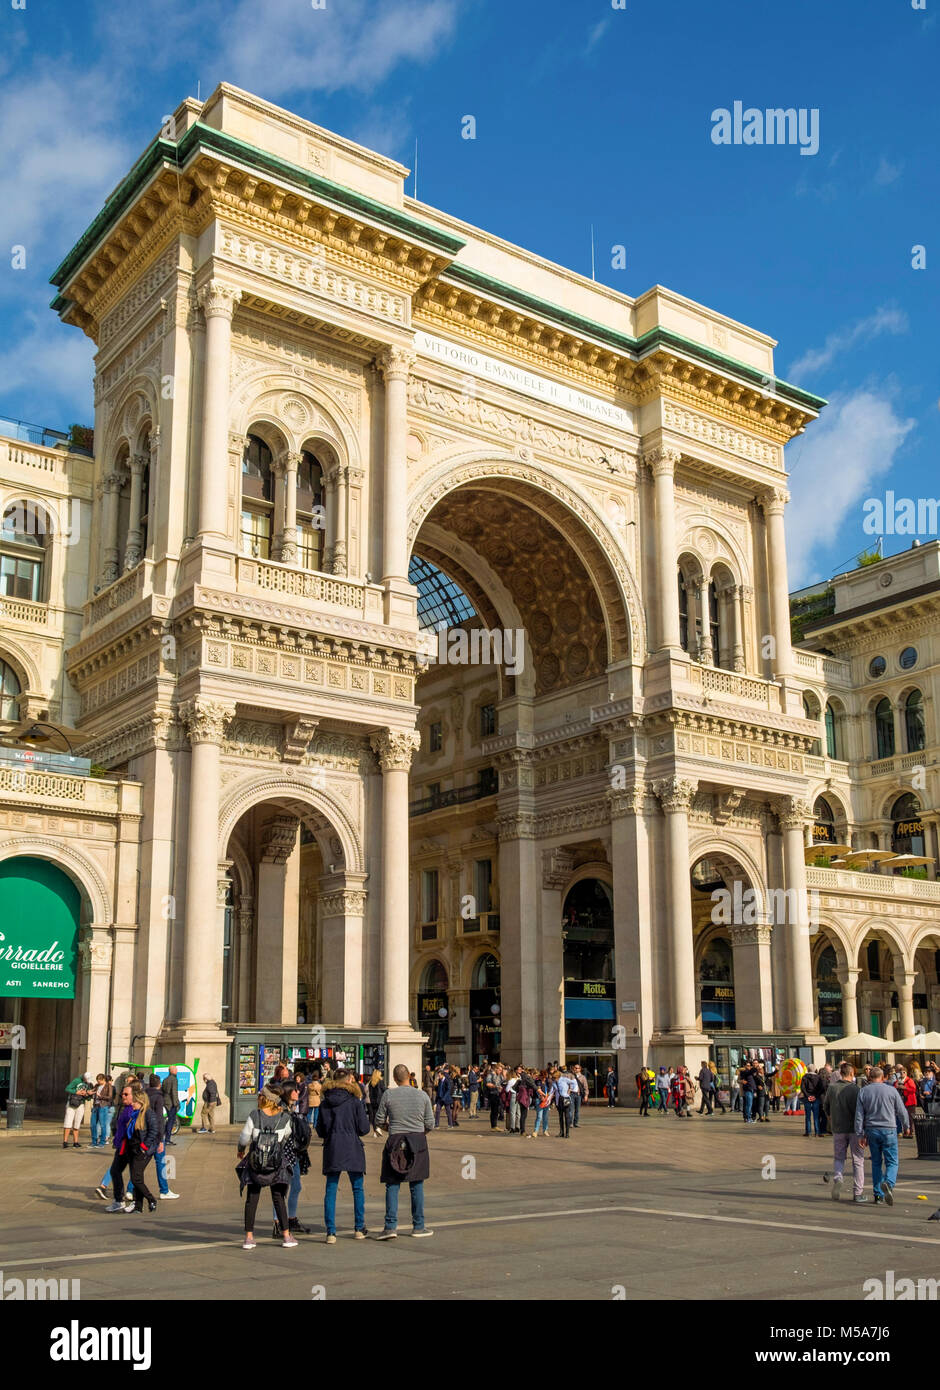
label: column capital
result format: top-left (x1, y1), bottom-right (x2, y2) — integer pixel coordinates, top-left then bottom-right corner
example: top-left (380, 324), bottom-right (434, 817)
top-left (260, 814), bottom-right (299, 864)
top-left (129, 452), bottom-right (148, 477)
top-left (103, 471), bottom-right (124, 494)
top-left (377, 345), bottom-right (416, 382)
top-left (148, 426), bottom-right (161, 461)
top-left (644, 445), bottom-right (682, 478)
top-left (320, 886), bottom-right (369, 917)
top-left (773, 795), bottom-right (812, 831)
top-left (370, 727), bottom-right (421, 772)
top-left (652, 776), bottom-right (697, 814)
top-left (760, 485), bottom-right (790, 515)
top-left (180, 697), bottom-right (236, 745)
top-left (198, 280), bottom-right (242, 320)
top-left (729, 922), bottom-right (773, 947)
top-left (607, 783), bottom-right (647, 818)
top-left (541, 847), bottom-right (575, 890)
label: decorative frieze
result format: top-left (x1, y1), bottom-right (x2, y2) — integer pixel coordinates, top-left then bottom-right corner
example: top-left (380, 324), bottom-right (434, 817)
top-left (662, 400), bottom-right (780, 468)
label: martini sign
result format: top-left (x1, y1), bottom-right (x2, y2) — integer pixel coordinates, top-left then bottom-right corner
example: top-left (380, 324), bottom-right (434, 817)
top-left (0, 858), bottom-right (80, 999)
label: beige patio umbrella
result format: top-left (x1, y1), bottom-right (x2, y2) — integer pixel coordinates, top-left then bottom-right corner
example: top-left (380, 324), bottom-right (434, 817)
top-left (804, 843), bottom-right (852, 862)
top-left (824, 1031), bottom-right (891, 1052)
top-left (882, 854), bottom-right (934, 868)
top-left (842, 849), bottom-right (897, 867)
top-left (884, 1032), bottom-right (940, 1053)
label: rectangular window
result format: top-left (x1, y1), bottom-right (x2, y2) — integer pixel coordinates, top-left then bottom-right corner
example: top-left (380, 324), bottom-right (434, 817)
top-left (479, 703), bottom-right (496, 738)
top-left (427, 782), bottom-right (441, 805)
top-left (473, 859), bottom-right (492, 915)
top-left (240, 510), bottom-right (271, 560)
top-left (421, 869), bottom-right (439, 929)
top-left (298, 522), bottom-right (323, 572)
top-left (478, 767), bottom-right (498, 797)
top-left (0, 555), bottom-right (41, 601)
top-left (429, 721), bottom-right (442, 752)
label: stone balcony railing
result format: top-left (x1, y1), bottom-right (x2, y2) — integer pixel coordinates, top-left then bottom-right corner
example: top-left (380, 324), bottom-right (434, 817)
top-left (689, 664), bottom-right (780, 708)
top-left (0, 435), bottom-right (69, 479)
top-left (85, 561), bottom-right (148, 626)
top-left (236, 555), bottom-right (384, 619)
top-left (0, 765), bottom-right (141, 814)
top-left (793, 649), bottom-right (851, 682)
top-left (803, 754), bottom-right (851, 778)
top-left (866, 751), bottom-right (935, 778)
top-left (806, 865), bottom-right (940, 901)
top-left (0, 594), bottom-right (48, 626)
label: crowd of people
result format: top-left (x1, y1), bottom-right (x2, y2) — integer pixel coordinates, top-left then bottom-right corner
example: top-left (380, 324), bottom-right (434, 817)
top-left (417, 1060), bottom-right (618, 1134)
top-left (820, 1061), bottom-right (931, 1205)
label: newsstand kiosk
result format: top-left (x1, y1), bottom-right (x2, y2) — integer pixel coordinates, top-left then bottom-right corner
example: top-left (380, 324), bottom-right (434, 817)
top-left (230, 1026), bottom-right (387, 1123)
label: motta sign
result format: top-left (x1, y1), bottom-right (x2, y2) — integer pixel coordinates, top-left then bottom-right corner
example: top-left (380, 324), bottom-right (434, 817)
top-left (0, 926), bottom-right (76, 999)
top-left (415, 330), bottom-right (636, 432)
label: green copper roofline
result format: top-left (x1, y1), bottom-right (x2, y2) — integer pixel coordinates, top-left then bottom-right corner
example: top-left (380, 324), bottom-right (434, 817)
top-left (442, 264), bottom-right (826, 413)
top-left (50, 121), bottom-right (465, 290)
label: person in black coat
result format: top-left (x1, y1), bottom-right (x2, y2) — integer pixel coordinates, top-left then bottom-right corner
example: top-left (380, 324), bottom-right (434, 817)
top-left (106, 1080), bottom-right (160, 1213)
top-left (315, 1071), bottom-right (371, 1242)
top-left (434, 1069), bottom-right (455, 1129)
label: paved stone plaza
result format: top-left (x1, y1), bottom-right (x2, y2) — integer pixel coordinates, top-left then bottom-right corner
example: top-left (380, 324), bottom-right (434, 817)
top-left (3, 1108), bottom-right (939, 1301)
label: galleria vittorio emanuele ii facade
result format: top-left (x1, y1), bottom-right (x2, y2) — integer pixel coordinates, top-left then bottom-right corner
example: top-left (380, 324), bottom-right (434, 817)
top-left (1, 84), bottom-right (939, 1116)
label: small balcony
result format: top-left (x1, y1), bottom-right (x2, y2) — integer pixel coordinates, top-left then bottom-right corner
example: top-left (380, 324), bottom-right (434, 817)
top-left (806, 865), bottom-right (940, 902)
top-left (236, 554), bottom-right (383, 619)
top-left (0, 594), bottom-right (48, 627)
top-left (409, 770), bottom-right (499, 817)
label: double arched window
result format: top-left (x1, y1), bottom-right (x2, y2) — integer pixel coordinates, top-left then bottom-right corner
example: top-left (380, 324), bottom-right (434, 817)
top-left (297, 449), bottom-right (326, 571)
top-left (240, 434), bottom-right (330, 570)
top-left (1, 500), bottom-right (47, 602)
top-left (905, 690), bottom-right (926, 753)
top-left (0, 658), bottom-right (21, 720)
top-left (240, 434), bottom-right (274, 559)
top-left (874, 698), bottom-right (895, 759)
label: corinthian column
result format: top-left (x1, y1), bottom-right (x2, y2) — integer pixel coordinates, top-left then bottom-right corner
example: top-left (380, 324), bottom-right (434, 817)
top-left (101, 471), bottom-right (124, 585)
top-left (370, 727), bottom-right (421, 1027)
top-left (178, 698), bottom-right (235, 1025)
top-left (280, 451), bottom-right (301, 563)
top-left (196, 281), bottom-right (241, 541)
top-left (123, 453), bottom-right (147, 571)
top-left (647, 448), bottom-right (682, 651)
top-left (652, 777), bottom-right (699, 1031)
top-left (761, 487), bottom-right (794, 678)
top-left (774, 796), bottom-right (815, 1032)
top-left (377, 348), bottom-right (415, 583)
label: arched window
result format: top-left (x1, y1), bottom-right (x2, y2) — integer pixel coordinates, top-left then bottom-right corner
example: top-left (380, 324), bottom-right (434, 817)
top-left (241, 434), bottom-right (274, 559)
top-left (471, 952), bottom-right (500, 990)
top-left (0, 659), bottom-right (21, 720)
top-left (678, 570), bottom-right (689, 652)
top-left (813, 796), bottom-right (835, 844)
top-left (708, 580), bottom-right (721, 665)
top-left (825, 701), bottom-right (838, 759)
top-left (874, 698), bottom-right (895, 759)
top-left (698, 937), bottom-right (735, 1030)
top-left (905, 690), bottom-right (926, 753)
top-left (803, 694), bottom-right (822, 755)
top-left (297, 449), bottom-right (326, 571)
top-left (815, 945), bottom-right (843, 1038)
top-left (1, 500), bottom-right (47, 602)
top-left (419, 959), bottom-right (448, 992)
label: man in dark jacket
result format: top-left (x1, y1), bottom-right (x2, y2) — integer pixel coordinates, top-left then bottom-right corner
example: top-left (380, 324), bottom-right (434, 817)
top-left (199, 1075), bottom-right (221, 1133)
top-left (161, 1067), bottom-right (179, 1145)
top-left (697, 1062), bottom-right (715, 1115)
top-left (315, 1071), bottom-right (370, 1242)
top-left (374, 1064), bottom-right (435, 1239)
top-left (434, 1069), bottom-right (455, 1129)
top-left (801, 1067), bottom-right (822, 1136)
top-left (145, 1074), bottom-right (178, 1201)
top-left (822, 1061), bottom-right (866, 1202)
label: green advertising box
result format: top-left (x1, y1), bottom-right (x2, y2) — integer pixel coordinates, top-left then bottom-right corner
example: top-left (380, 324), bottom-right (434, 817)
top-left (0, 857), bottom-right (80, 999)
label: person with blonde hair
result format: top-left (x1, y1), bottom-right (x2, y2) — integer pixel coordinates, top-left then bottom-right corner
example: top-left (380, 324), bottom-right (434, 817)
top-left (104, 1080), bottom-right (159, 1213)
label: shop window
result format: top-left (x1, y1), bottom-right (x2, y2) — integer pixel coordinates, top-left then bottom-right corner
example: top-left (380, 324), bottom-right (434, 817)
top-left (891, 792), bottom-right (925, 857)
top-left (698, 937), bottom-right (735, 1030)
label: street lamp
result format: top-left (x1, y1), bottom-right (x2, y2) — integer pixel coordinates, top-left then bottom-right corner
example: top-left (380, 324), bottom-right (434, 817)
top-left (17, 721), bottom-right (74, 754)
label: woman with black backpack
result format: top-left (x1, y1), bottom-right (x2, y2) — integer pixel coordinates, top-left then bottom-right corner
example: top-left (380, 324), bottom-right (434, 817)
top-left (275, 1080), bottom-right (312, 1238)
top-left (236, 1084), bottom-right (297, 1250)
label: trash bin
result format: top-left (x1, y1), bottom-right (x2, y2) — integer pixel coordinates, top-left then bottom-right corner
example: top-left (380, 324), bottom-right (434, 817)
top-left (4, 1098), bottom-right (26, 1130)
top-left (913, 1115), bottom-right (940, 1159)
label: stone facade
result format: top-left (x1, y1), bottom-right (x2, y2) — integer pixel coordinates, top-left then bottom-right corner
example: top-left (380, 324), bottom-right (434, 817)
top-left (1, 82), bottom-right (937, 1110)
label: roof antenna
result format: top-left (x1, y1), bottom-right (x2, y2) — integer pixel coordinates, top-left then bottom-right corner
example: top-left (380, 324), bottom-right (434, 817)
top-left (590, 223), bottom-right (596, 281)
top-left (197, 80), bottom-right (201, 102)
top-left (414, 138), bottom-right (419, 201)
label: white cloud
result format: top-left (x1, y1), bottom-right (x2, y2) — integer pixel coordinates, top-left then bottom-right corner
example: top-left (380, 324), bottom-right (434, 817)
top-left (217, 0), bottom-right (458, 99)
top-left (873, 156), bottom-right (902, 187)
top-left (788, 306), bottom-right (908, 380)
top-left (785, 390), bottom-right (916, 586)
top-left (585, 19), bottom-right (610, 53)
top-left (0, 303), bottom-right (96, 422)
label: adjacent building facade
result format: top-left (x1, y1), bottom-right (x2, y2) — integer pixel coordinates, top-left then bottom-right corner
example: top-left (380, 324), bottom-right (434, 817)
top-left (0, 84), bottom-right (937, 1111)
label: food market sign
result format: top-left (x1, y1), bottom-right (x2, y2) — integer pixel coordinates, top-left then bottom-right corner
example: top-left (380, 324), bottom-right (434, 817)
top-left (0, 857), bottom-right (80, 999)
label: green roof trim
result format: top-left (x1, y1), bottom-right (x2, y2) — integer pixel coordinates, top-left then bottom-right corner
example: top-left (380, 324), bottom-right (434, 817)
top-left (444, 264), bottom-right (826, 413)
top-left (50, 121), bottom-right (465, 292)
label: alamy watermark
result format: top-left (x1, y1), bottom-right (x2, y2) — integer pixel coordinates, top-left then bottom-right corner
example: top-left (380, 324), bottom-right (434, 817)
top-left (863, 493), bottom-right (940, 536)
top-left (711, 102), bottom-right (819, 156)
top-left (418, 625), bottom-right (525, 677)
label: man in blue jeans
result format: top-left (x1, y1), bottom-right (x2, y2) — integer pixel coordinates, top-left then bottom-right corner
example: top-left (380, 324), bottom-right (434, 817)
top-left (374, 1064), bottom-right (435, 1239)
top-left (855, 1065), bottom-right (909, 1205)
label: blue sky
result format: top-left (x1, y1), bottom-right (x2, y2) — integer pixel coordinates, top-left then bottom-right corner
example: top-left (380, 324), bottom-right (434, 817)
top-left (0, 0), bottom-right (936, 587)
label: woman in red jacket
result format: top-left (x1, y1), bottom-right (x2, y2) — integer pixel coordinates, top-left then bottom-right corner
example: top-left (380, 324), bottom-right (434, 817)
top-left (897, 1067), bottom-right (918, 1136)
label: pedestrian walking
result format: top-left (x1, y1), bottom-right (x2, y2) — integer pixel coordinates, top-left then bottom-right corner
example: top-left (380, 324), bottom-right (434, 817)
top-left (672, 1065), bottom-right (693, 1118)
top-left (367, 1068), bottom-right (386, 1137)
top-left (308, 1073), bottom-right (323, 1129)
top-left (143, 1073), bottom-right (179, 1201)
top-left (709, 1061), bottom-right (727, 1114)
top-left (697, 1061), bottom-right (714, 1115)
top-left (554, 1068), bottom-right (574, 1137)
top-left (236, 1084), bottom-right (296, 1249)
top-left (571, 1064), bottom-right (588, 1125)
top-left (315, 1070), bottom-right (370, 1242)
top-left (434, 1067), bottom-right (456, 1129)
top-left (90, 1074), bottom-right (114, 1149)
top-left (62, 1071), bottom-right (95, 1149)
top-left (516, 1069), bottom-right (535, 1135)
top-left (800, 1067), bottom-right (823, 1136)
top-left (855, 1065), bottom-right (909, 1205)
top-left (277, 1078), bottom-right (312, 1237)
top-left (199, 1075), bottom-right (220, 1132)
top-left (503, 1069), bottom-right (520, 1133)
top-left (754, 1063), bottom-right (770, 1123)
top-left (822, 1061), bottom-right (867, 1204)
top-left (655, 1066), bottom-right (671, 1114)
top-left (484, 1062), bottom-right (502, 1130)
top-left (467, 1065), bottom-right (480, 1116)
top-left (104, 1080), bottom-right (159, 1214)
top-left (637, 1068), bottom-right (653, 1116)
top-left (605, 1064), bottom-right (617, 1109)
top-left (896, 1067), bottom-right (918, 1137)
top-left (532, 1070), bottom-right (552, 1135)
top-left (161, 1066), bottom-right (179, 1144)
top-left (374, 1064), bottom-right (435, 1239)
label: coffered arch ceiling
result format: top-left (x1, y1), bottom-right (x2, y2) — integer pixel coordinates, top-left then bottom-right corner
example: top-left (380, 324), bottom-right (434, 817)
top-left (413, 484), bottom-right (615, 697)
